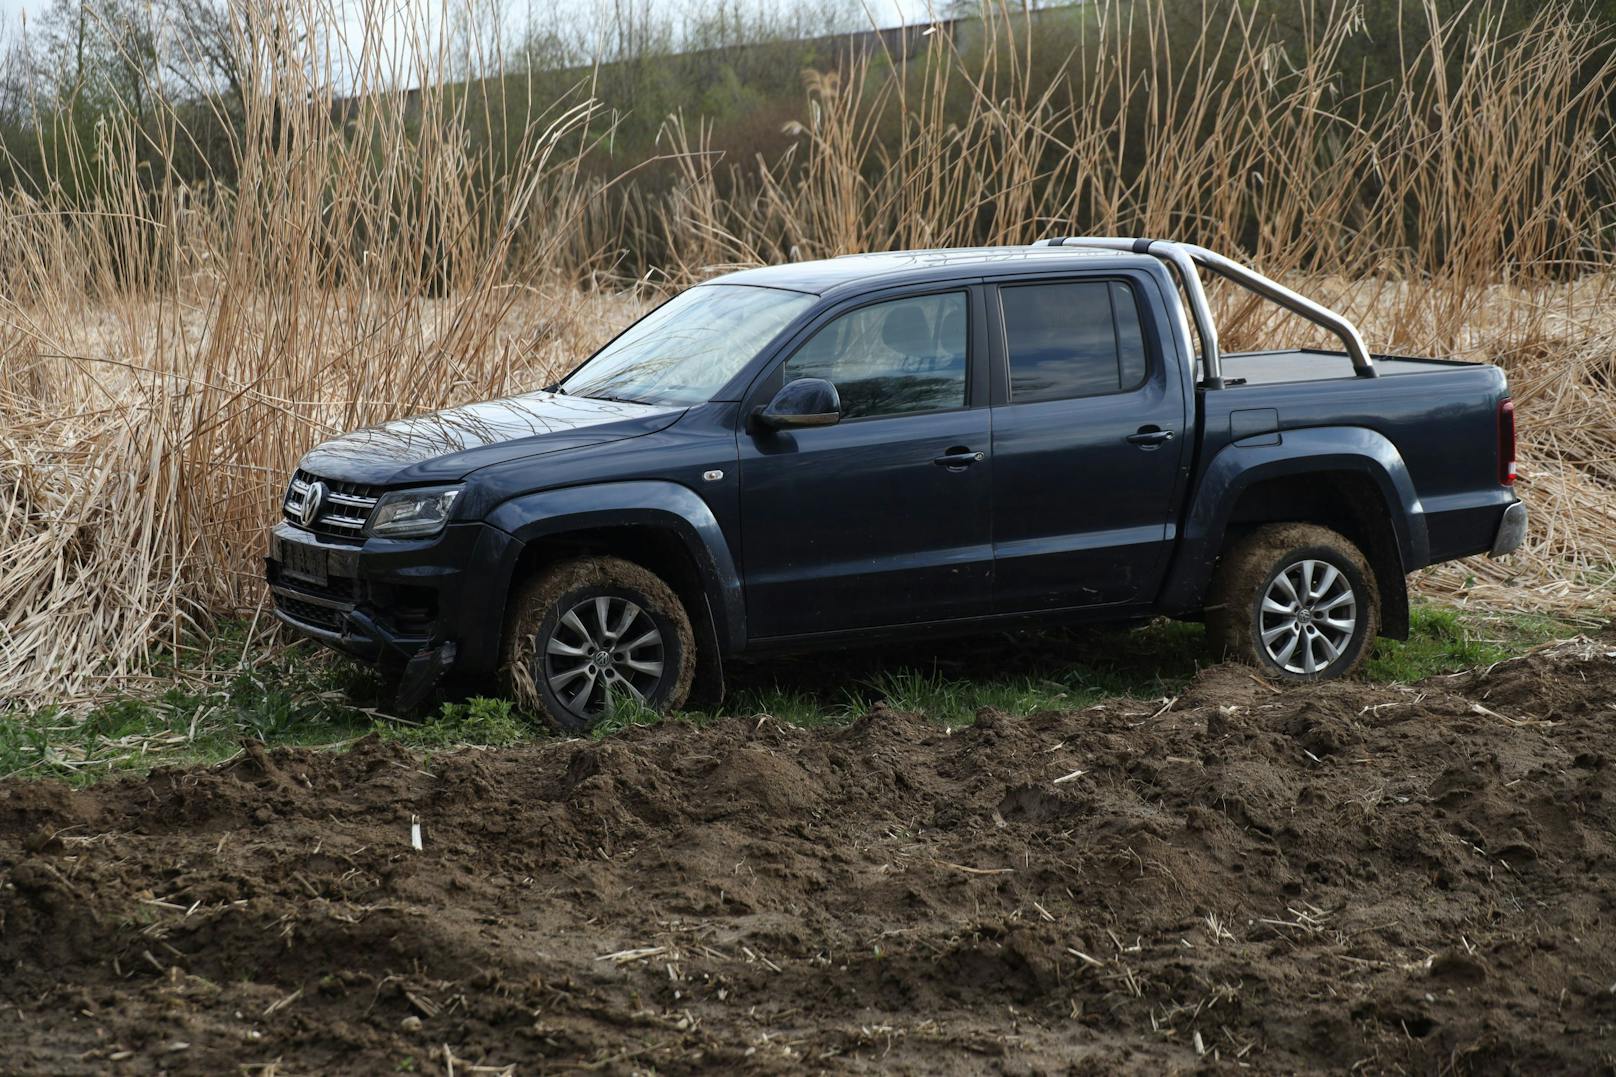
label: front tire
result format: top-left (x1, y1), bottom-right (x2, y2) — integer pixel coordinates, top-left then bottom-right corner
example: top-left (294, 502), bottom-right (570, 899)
top-left (1207, 524), bottom-right (1379, 682)
top-left (503, 557), bottom-right (696, 733)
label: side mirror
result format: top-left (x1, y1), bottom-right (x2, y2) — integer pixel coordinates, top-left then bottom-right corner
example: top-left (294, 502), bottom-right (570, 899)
top-left (755, 378), bottom-right (842, 431)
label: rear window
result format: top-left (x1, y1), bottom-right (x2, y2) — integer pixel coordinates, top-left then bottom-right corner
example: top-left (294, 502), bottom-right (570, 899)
top-left (1000, 280), bottom-right (1148, 402)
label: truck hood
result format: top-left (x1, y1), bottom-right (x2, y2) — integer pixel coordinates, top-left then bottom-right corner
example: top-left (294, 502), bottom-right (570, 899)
top-left (297, 391), bottom-right (685, 486)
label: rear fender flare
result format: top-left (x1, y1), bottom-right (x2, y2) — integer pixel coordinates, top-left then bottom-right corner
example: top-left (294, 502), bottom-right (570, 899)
top-left (486, 481), bottom-right (745, 653)
top-left (1160, 426), bottom-right (1429, 614)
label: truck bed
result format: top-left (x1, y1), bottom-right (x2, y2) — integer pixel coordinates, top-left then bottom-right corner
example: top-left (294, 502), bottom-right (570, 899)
top-left (1220, 349), bottom-right (1474, 385)
top-left (1194, 349), bottom-right (1514, 569)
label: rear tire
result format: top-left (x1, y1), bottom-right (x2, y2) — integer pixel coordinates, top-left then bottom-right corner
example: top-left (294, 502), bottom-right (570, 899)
top-left (503, 556), bottom-right (696, 733)
top-left (1207, 524), bottom-right (1379, 682)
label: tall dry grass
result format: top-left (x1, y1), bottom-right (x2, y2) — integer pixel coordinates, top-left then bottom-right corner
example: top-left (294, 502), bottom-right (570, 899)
top-left (0, 0), bottom-right (1613, 705)
top-left (0, 0), bottom-right (624, 700)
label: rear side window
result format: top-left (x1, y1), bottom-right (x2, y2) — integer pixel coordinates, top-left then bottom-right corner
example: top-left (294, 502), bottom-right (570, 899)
top-left (780, 292), bottom-right (968, 420)
top-left (1000, 280), bottom-right (1148, 402)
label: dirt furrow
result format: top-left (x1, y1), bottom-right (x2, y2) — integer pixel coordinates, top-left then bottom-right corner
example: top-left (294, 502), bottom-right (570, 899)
top-left (3, 643), bottom-right (1614, 1073)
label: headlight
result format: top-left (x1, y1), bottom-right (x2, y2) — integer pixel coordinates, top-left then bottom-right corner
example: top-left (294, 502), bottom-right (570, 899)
top-left (367, 487), bottom-right (462, 537)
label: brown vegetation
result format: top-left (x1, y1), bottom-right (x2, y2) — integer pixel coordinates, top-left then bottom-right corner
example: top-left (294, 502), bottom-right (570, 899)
top-left (0, 0), bottom-right (1613, 703)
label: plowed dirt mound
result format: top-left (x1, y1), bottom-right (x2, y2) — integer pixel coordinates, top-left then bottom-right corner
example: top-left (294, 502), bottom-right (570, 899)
top-left (3, 644), bottom-right (1615, 1074)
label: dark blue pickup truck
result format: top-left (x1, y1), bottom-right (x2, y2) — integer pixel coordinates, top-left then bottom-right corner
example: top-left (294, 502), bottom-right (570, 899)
top-left (266, 239), bottom-right (1525, 729)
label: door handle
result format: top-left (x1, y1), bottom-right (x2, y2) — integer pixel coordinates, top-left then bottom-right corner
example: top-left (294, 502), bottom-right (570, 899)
top-left (933, 448), bottom-right (985, 469)
top-left (1126, 427), bottom-right (1176, 448)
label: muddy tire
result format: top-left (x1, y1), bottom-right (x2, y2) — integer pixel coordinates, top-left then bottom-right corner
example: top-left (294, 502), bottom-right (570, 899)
top-left (502, 556), bottom-right (696, 733)
top-left (1207, 523), bottom-right (1379, 683)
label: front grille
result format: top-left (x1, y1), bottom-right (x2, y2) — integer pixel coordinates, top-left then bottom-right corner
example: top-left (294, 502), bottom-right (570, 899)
top-left (275, 593), bottom-right (345, 632)
top-left (283, 469), bottom-right (381, 541)
top-left (270, 569), bottom-right (358, 635)
top-left (284, 574), bottom-right (358, 603)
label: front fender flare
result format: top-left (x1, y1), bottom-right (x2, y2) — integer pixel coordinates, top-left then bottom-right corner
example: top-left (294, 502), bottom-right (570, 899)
top-left (485, 481), bottom-right (746, 653)
top-left (1160, 426), bottom-right (1429, 615)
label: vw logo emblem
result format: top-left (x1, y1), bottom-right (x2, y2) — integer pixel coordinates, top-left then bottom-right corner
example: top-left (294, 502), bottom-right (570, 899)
top-left (300, 481), bottom-right (327, 527)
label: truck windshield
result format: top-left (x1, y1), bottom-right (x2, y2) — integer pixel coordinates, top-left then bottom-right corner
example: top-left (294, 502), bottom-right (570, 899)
top-left (561, 284), bottom-right (815, 406)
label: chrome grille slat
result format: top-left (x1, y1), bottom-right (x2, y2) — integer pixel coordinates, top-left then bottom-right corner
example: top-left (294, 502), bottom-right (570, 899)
top-left (282, 469), bottom-right (383, 542)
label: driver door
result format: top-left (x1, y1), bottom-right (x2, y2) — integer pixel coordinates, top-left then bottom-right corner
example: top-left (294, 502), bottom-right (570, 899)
top-left (738, 288), bottom-right (994, 639)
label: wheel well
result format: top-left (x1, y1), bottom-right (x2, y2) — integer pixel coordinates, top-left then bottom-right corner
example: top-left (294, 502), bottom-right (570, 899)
top-left (1222, 471), bottom-right (1410, 639)
top-left (510, 526), bottom-right (704, 622)
top-left (508, 525), bottom-right (727, 704)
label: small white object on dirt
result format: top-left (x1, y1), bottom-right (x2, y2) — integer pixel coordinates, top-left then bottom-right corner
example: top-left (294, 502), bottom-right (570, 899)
top-left (1053, 768), bottom-right (1086, 784)
top-left (1066, 949), bottom-right (1104, 968)
top-left (411, 817), bottom-right (423, 851)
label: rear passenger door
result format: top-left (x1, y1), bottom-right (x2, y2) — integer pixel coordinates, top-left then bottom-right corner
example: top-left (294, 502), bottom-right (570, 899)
top-left (988, 274), bottom-right (1188, 612)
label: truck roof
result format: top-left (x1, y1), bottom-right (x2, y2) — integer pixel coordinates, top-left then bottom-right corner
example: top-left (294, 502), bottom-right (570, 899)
top-left (707, 245), bottom-right (1155, 295)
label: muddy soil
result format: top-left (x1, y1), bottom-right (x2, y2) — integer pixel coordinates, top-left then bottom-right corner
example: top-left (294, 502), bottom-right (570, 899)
top-left (3, 642), bottom-right (1615, 1075)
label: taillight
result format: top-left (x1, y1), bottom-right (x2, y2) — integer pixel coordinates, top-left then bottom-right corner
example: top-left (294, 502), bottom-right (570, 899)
top-left (1497, 398), bottom-right (1517, 485)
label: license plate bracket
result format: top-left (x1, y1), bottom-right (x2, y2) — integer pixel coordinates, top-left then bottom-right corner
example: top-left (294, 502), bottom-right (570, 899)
top-left (279, 537), bottom-right (329, 587)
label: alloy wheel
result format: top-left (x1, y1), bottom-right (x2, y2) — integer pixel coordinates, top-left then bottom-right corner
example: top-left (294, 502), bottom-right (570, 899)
top-left (541, 595), bottom-right (666, 719)
top-left (1259, 558), bottom-right (1358, 675)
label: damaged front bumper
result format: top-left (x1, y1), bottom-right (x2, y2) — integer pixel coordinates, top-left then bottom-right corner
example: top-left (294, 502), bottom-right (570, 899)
top-left (264, 521), bottom-right (518, 676)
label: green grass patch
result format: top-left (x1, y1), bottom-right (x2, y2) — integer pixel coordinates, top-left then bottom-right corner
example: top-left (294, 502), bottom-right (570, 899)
top-left (1364, 604), bottom-right (1572, 681)
top-left (721, 618), bottom-right (1208, 729)
top-left (381, 696), bottom-right (534, 749)
top-left (0, 642), bottom-right (381, 785)
top-left (589, 693), bottom-right (703, 739)
top-left (0, 604), bottom-right (1577, 783)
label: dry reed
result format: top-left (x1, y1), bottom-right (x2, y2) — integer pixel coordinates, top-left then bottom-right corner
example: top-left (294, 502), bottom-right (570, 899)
top-left (0, 0), bottom-right (1612, 706)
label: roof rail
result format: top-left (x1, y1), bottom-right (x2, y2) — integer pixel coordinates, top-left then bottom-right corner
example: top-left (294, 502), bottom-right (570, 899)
top-left (1033, 237), bottom-right (1376, 387)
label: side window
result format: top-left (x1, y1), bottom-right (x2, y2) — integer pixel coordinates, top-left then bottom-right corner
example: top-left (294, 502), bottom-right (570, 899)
top-left (780, 292), bottom-right (968, 420)
top-left (1000, 280), bottom-right (1149, 403)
